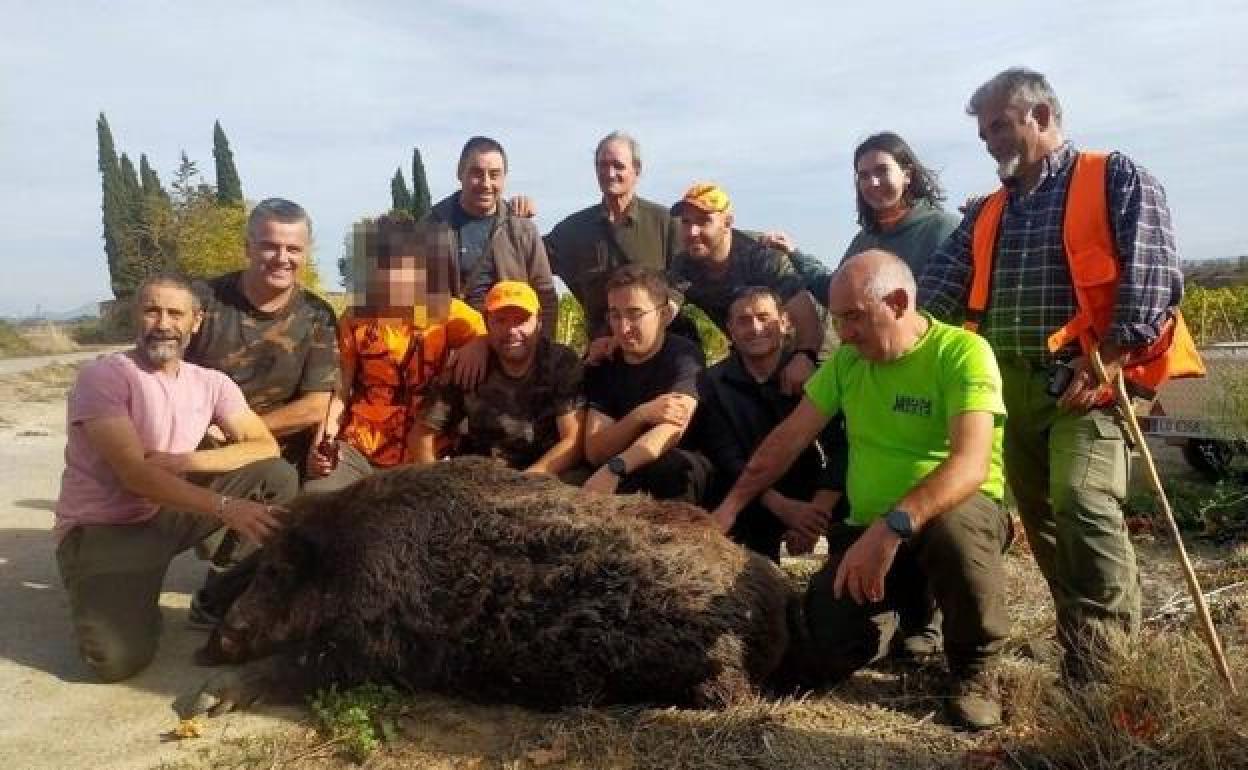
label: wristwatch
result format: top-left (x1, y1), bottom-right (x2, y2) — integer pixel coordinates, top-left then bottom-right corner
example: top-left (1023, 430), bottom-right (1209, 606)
top-left (605, 456), bottom-right (628, 476)
top-left (884, 508), bottom-right (914, 540)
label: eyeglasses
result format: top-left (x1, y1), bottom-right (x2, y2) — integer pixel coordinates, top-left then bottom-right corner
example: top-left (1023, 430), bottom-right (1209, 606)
top-left (606, 306), bottom-right (660, 326)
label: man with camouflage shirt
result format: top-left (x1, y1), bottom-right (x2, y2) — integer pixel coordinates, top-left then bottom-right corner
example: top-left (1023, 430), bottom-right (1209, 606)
top-left (187, 198), bottom-right (340, 471)
top-left (414, 281), bottom-right (585, 476)
top-left (184, 198), bottom-right (338, 626)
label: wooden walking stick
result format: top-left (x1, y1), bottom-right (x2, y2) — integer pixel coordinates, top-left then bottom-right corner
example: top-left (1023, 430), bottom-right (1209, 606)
top-left (1089, 348), bottom-right (1237, 693)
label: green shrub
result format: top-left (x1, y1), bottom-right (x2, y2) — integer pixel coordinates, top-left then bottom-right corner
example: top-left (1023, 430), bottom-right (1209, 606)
top-left (308, 683), bottom-right (407, 763)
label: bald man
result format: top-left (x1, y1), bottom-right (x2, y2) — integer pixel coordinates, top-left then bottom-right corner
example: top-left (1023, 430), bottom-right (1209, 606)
top-left (712, 249), bottom-right (1012, 730)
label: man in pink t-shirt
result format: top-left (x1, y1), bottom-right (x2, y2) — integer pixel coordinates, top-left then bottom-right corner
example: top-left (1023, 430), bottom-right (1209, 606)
top-left (55, 276), bottom-right (298, 682)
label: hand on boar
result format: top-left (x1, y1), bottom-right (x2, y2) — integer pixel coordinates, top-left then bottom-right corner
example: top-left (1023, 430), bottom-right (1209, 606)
top-left (219, 497), bottom-right (285, 545)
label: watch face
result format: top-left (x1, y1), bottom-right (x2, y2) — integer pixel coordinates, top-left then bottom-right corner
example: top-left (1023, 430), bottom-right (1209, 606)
top-left (887, 509), bottom-right (912, 538)
top-left (607, 456), bottom-right (627, 475)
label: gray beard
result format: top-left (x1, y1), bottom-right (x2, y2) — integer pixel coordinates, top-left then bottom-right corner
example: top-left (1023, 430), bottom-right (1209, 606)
top-left (996, 154), bottom-right (1021, 182)
top-left (139, 338), bottom-right (184, 366)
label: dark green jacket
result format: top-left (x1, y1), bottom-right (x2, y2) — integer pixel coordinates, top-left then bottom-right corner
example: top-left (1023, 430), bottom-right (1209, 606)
top-left (545, 196), bottom-right (680, 337)
top-left (796, 202), bottom-right (961, 304)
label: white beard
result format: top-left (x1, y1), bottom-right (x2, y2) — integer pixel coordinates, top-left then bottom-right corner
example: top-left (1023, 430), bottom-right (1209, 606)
top-left (996, 154), bottom-right (1021, 182)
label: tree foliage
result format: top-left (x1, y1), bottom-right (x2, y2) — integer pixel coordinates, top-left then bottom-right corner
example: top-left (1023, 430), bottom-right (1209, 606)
top-left (96, 122), bottom-right (324, 300)
top-left (97, 113), bottom-right (130, 299)
top-left (391, 168), bottom-right (412, 212)
top-left (410, 147), bottom-right (432, 219)
top-left (171, 153), bottom-right (248, 279)
top-left (1182, 285), bottom-right (1248, 345)
top-left (213, 120), bottom-right (244, 206)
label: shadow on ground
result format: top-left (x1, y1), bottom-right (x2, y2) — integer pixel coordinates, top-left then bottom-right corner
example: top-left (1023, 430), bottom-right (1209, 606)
top-left (0, 526), bottom-right (236, 697)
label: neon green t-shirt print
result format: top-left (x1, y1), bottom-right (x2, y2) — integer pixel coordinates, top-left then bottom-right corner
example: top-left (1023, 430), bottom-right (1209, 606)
top-left (803, 315), bottom-right (1006, 527)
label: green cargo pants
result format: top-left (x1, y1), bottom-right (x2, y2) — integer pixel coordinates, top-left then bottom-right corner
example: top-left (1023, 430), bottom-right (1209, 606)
top-left (998, 357), bottom-right (1140, 672)
top-left (55, 458), bottom-right (298, 682)
top-left (800, 492), bottom-right (1012, 683)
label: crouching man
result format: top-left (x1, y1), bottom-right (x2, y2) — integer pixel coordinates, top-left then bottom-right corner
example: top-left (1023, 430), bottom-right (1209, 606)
top-left (414, 281), bottom-right (585, 475)
top-left (54, 275), bottom-right (298, 682)
top-left (711, 250), bottom-right (1012, 730)
top-left (582, 266), bottom-right (711, 503)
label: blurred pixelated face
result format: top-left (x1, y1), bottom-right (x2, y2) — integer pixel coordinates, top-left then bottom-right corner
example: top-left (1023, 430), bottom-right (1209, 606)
top-left (458, 150), bottom-right (507, 217)
top-left (728, 295), bottom-right (788, 360)
top-left (855, 150), bottom-right (911, 212)
top-left (595, 140), bottom-right (639, 199)
top-left (486, 305), bottom-right (540, 364)
top-left (606, 285), bottom-right (665, 362)
top-left (134, 283), bottom-right (201, 366)
top-left (246, 218), bottom-right (309, 294)
top-left (369, 255), bottom-right (418, 309)
top-left (679, 207), bottom-right (732, 260)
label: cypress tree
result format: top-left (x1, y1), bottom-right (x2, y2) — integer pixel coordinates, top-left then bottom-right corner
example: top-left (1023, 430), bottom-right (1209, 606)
top-left (139, 153), bottom-right (169, 203)
top-left (119, 153), bottom-right (141, 201)
top-left (114, 152), bottom-right (147, 294)
top-left (410, 147), bottom-right (431, 218)
top-left (97, 113), bottom-right (129, 299)
top-left (391, 167), bottom-right (412, 212)
top-left (138, 153), bottom-right (176, 271)
top-left (213, 120), bottom-right (244, 206)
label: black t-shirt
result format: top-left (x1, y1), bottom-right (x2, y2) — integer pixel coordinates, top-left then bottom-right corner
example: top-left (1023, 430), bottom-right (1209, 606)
top-left (584, 333), bottom-right (703, 420)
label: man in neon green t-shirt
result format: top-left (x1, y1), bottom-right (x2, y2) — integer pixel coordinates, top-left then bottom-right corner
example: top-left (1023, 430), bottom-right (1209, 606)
top-left (711, 249), bottom-right (1012, 731)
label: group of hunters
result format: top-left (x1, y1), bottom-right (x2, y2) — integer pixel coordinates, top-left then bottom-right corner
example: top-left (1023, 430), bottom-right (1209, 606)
top-left (52, 67), bottom-right (1201, 731)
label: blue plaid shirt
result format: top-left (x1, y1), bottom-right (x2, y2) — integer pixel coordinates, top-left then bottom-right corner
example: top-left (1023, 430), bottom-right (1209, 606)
top-left (919, 142), bottom-right (1183, 362)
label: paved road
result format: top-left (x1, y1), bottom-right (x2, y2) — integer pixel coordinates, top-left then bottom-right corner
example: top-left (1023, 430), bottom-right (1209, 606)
top-left (0, 347), bottom-right (126, 377)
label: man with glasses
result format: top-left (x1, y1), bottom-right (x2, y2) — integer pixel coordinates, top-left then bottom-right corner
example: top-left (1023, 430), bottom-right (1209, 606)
top-left (712, 250), bottom-right (1011, 730)
top-left (581, 266), bottom-right (711, 502)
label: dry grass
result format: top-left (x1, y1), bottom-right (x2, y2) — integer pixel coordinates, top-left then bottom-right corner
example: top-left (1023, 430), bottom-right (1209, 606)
top-left (159, 531), bottom-right (1248, 770)
top-left (0, 362), bottom-right (83, 405)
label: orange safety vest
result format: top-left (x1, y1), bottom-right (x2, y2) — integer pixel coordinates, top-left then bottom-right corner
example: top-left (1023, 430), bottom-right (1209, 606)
top-left (965, 151), bottom-right (1204, 399)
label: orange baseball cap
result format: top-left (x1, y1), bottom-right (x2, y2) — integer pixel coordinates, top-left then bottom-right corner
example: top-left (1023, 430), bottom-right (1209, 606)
top-left (485, 281), bottom-right (540, 316)
top-left (671, 182), bottom-right (732, 215)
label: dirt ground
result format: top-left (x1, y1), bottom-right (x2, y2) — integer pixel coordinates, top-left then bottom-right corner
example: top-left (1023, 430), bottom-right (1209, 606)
top-left (1, 355), bottom-right (1244, 769)
top-left (0, 357), bottom-right (300, 770)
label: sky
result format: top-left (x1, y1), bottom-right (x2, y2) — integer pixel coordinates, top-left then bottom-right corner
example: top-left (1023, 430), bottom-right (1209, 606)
top-left (1, 0), bottom-right (1245, 317)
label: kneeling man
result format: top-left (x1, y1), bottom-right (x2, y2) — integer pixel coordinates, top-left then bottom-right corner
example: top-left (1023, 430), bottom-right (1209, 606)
top-left (711, 250), bottom-right (1011, 730)
top-left (54, 275), bottom-right (298, 682)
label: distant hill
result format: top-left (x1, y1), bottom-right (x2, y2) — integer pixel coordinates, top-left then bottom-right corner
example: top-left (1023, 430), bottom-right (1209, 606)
top-left (1184, 256), bottom-right (1248, 288)
top-left (2, 301), bottom-right (101, 323)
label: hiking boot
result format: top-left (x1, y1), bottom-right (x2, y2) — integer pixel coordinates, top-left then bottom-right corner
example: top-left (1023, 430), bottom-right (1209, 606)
top-left (946, 670), bottom-right (1002, 731)
top-left (187, 591), bottom-right (222, 631)
top-left (891, 603), bottom-right (943, 663)
top-left (896, 626), bottom-right (943, 661)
